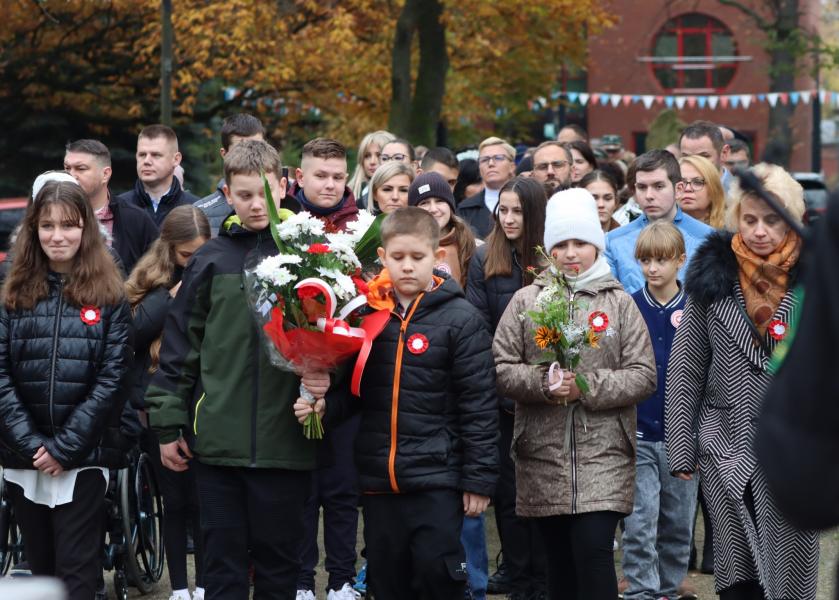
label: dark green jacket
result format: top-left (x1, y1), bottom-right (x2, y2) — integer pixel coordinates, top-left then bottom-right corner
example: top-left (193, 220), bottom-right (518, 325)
top-left (146, 218), bottom-right (317, 469)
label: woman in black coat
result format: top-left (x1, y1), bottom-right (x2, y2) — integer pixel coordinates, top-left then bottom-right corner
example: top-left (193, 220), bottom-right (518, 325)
top-left (125, 204), bottom-right (211, 600)
top-left (665, 164), bottom-right (819, 600)
top-left (0, 179), bottom-right (132, 600)
top-left (465, 176), bottom-right (546, 599)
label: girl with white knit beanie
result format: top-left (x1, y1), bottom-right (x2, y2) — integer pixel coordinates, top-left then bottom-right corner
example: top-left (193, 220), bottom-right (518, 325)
top-left (492, 188), bottom-right (657, 600)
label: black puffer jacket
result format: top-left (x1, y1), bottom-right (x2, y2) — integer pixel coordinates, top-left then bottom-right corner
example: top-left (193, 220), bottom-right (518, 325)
top-left (466, 244), bottom-right (524, 332)
top-left (336, 276), bottom-right (499, 497)
top-left (466, 244), bottom-right (525, 414)
top-left (127, 285), bottom-right (171, 410)
top-left (0, 274), bottom-right (134, 469)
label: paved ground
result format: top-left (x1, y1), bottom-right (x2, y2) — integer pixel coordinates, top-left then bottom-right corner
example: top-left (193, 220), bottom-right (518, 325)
top-left (130, 508), bottom-right (837, 599)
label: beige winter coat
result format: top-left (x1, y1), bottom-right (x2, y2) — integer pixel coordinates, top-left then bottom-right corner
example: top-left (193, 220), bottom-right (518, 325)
top-left (493, 271), bottom-right (656, 517)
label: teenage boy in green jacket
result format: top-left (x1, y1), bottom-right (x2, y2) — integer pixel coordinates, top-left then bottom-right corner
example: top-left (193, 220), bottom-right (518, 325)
top-left (147, 139), bottom-right (326, 599)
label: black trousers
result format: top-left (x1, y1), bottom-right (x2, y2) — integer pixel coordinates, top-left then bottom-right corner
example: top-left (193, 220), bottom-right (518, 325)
top-left (535, 511), bottom-right (622, 600)
top-left (362, 489), bottom-right (467, 600)
top-left (147, 431), bottom-right (204, 591)
top-left (194, 462), bottom-right (311, 600)
top-left (7, 469), bottom-right (106, 600)
top-left (719, 581), bottom-right (766, 600)
top-left (494, 409), bottom-right (546, 592)
top-left (297, 414), bottom-right (360, 592)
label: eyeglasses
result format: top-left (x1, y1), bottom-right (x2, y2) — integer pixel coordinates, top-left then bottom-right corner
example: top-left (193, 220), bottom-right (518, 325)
top-left (533, 160), bottom-right (569, 172)
top-left (680, 177), bottom-right (706, 190)
top-left (381, 153), bottom-right (408, 162)
top-left (478, 154), bottom-right (512, 165)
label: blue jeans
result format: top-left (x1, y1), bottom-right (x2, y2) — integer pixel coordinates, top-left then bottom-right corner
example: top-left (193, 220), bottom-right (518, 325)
top-left (622, 440), bottom-right (698, 600)
top-left (461, 515), bottom-right (488, 599)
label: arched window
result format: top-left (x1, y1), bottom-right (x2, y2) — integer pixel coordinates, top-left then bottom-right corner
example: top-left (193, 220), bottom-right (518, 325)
top-left (650, 13), bottom-right (739, 93)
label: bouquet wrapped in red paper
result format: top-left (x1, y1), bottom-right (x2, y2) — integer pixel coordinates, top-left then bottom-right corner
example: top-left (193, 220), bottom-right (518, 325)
top-left (245, 175), bottom-right (388, 438)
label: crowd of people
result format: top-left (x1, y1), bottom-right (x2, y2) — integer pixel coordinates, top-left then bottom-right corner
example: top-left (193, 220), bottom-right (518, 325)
top-left (0, 111), bottom-right (820, 600)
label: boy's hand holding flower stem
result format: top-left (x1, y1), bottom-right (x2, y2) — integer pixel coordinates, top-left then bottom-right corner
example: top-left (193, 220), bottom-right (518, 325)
top-left (463, 492), bottom-right (490, 517)
top-left (293, 369), bottom-right (329, 424)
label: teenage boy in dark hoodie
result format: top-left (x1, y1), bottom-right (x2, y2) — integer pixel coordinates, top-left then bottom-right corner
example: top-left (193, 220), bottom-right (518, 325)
top-left (146, 139), bottom-right (323, 600)
top-left (295, 207), bottom-right (499, 600)
top-left (287, 138), bottom-right (359, 231)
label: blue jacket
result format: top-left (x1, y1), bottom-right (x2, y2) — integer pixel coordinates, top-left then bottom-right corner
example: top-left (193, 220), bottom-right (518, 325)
top-left (631, 284), bottom-right (686, 442)
top-left (605, 206), bottom-right (713, 294)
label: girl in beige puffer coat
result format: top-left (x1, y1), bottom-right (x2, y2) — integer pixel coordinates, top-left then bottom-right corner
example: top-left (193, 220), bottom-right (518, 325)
top-left (492, 189), bottom-right (655, 600)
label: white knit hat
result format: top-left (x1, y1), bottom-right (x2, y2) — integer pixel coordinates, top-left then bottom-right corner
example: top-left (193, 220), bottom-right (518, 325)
top-left (32, 171), bottom-right (79, 200)
top-left (543, 187), bottom-right (605, 252)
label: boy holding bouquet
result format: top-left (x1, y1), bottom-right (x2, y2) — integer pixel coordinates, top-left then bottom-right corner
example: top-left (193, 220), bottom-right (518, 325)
top-left (296, 207), bottom-right (499, 599)
top-left (147, 140), bottom-right (325, 600)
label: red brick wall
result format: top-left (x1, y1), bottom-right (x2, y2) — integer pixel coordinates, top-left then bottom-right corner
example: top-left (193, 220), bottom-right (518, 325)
top-left (584, 0), bottom-right (818, 172)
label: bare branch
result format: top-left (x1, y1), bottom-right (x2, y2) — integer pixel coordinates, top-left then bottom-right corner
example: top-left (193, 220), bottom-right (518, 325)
top-left (717, 0), bottom-right (771, 30)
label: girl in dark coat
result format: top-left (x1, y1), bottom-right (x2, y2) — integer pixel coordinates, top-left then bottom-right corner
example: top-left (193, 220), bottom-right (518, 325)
top-left (466, 176), bottom-right (547, 600)
top-left (666, 163), bottom-right (818, 600)
top-left (125, 204), bottom-right (211, 600)
top-left (0, 179), bottom-right (131, 600)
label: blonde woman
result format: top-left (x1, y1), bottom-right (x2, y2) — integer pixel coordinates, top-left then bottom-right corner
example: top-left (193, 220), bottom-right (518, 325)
top-left (348, 130), bottom-right (396, 209)
top-left (368, 162), bottom-right (415, 215)
top-left (678, 155), bottom-right (725, 229)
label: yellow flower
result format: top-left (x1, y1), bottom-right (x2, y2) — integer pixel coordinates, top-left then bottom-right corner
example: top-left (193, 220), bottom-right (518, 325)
top-left (587, 329), bottom-right (601, 349)
top-left (535, 326), bottom-right (561, 349)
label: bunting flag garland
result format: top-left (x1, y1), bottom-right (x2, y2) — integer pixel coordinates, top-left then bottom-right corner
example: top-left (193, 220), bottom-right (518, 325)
top-left (536, 88), bottom-right (839, 112)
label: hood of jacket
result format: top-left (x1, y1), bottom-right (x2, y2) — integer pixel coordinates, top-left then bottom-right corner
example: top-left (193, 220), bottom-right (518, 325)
top-left (532, 265), bottom-right (623, 297)
top-left (286, 181), bottom-right (359, 230)
top-left (685, 230), bottom-right (802, 306)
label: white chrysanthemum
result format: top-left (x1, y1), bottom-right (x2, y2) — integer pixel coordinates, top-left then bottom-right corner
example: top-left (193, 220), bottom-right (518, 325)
top-left (326, 239), bottom-right (361, 270)
top-left (276, 211), bottom-right (325, 240)
top-left (255, 263), bottom-right (293, 288)
top-left (344, 210), bottom-right (376, 242)
top-left (254, 254), bottom-right (302, 282)
top-left (316, 267), bottom-right (358, 301)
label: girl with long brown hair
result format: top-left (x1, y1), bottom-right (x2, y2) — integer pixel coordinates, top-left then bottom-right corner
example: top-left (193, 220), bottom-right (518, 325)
top-left (0, 178), bottom-right (132, 600)
top-left (465, 175), bottom-right (548, 599)
top-left (125, 204), bottom-right (211, 600)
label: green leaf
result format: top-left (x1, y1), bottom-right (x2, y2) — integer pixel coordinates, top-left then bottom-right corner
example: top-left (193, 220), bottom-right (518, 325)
top-left (354, 213), bottom-right (386, 268)
top-left (575, 373), bottom-right (590, 395)
top-left (261, 171), bottom-right (285, 251)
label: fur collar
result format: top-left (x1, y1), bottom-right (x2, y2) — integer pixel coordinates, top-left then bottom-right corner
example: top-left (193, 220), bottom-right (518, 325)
top-left (685, 230), bottom-right (801, 305)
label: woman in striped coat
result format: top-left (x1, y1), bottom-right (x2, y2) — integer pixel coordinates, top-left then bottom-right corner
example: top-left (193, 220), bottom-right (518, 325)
top-left (665, 163), bottom-right (818, 600)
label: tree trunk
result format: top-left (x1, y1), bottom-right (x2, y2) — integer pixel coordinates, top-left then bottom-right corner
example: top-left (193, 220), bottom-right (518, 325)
top-left (388, 0), bottom-right (448, 146)
top-left (763, 0), bottom-right (799, 167)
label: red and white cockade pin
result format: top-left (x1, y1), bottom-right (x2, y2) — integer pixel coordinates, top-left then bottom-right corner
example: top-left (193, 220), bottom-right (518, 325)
top-left (406, 333), bottom-right (429, 355)
top-left (588, 311), bottom-right (609, 333)
top-left (80, 305), bottom-right (101, 326)
top-left (671, 309), bottom-right (684, 328)
top-left (767, 319), bottom-right (788, 341)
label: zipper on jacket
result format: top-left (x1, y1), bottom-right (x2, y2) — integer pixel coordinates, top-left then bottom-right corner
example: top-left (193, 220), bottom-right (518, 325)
top-left (387, 295), bottom-right (424, 493)
top-left (47, 278), bottom-right (65, 436)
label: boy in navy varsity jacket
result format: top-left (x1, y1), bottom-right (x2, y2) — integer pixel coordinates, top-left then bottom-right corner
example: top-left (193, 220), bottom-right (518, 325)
top-left (295, 207), bottom-right (498, 600)
top-left (621, 222), bottom-right (699, 600)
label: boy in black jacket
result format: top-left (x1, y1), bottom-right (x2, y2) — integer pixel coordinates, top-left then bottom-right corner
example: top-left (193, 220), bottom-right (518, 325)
top-left (296, 207), bottom-right (499, 600)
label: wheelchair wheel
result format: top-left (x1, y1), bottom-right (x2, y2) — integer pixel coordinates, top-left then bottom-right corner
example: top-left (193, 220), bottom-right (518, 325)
top-left (0, 477), bottom-right (24, 575)
top-left (119, 455), bottom-right (164, 595)
top-left (133, 451), bottom-right (165, 584)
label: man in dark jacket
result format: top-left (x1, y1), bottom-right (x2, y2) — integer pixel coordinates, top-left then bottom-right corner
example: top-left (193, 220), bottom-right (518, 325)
top-left (457, 136), bottom-right (516, 239)
top-left (64, 139), bottom-right (158, 275)
top-left (194, 113), bottom-right (266, 236)
top-left (286, 138), bottom-right (359, 232)
top-left (117, 124), bottom-right (199, 227)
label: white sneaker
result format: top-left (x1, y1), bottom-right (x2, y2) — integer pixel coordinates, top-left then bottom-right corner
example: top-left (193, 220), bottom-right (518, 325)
top-left (327, 583), bottom-right (361, 600)
top-left (296, 590), bottom-right (316, 600)
top-left (169, 592), bottom-right (190, 600)
top-left (192, 588), bottom-right (205, 600)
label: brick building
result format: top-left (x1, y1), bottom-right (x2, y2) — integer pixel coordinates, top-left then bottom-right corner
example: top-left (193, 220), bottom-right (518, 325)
top-left (576, 0), bottom-right (821, 173)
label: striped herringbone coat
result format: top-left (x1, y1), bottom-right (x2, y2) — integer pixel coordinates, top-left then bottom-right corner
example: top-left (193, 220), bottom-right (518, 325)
top-left (665, 231), bottom-right (818, 599)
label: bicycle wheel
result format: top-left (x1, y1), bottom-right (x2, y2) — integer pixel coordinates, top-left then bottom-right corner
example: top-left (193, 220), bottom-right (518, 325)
top-left (133, 451), bottom-right (165, 584)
